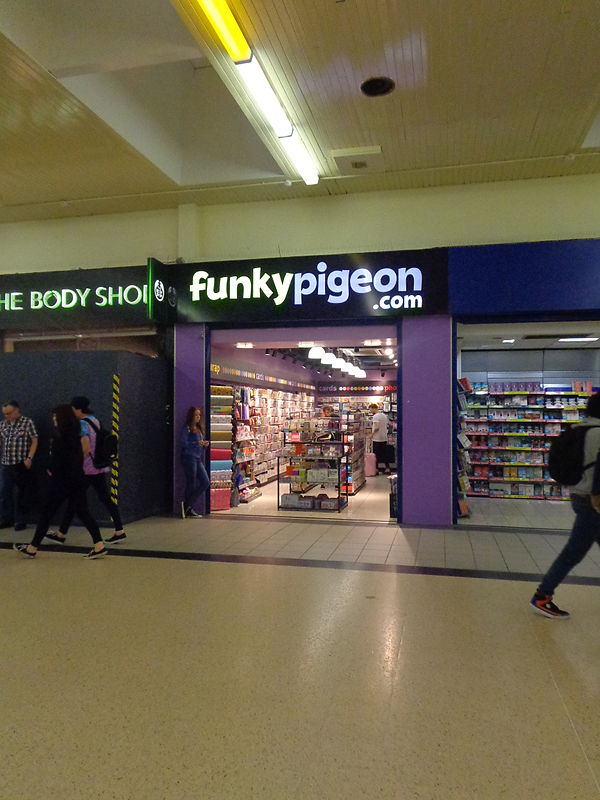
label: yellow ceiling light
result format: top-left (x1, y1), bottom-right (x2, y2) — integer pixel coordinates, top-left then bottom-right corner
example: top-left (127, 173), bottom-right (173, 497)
top-left (194, 0), bottom-right (251, 63)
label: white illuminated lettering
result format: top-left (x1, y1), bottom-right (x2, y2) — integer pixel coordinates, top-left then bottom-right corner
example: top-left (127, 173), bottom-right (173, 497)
top-left (294, 272), bottom-right (317, 305)
top-left (380, 295), bottom-right (391, 309)
top-left (206, 276), bottom-right (228, 300)
top-left (398, 268), bottom-right (422, 292)
top-left (403, 294), bottom-right (423, 309)
top-left (95, 287), bottom-right (108, 306)
top-left (190, 271), bottom-right (209, 301)
top-left (349, 268), bottom-right (372, 293)
top-left (327, 270), bottom-right (350, 304)
top-left (271, 273), bottom-right (293, 306)
top-left (229, 275), bottom-right (252, 299)
top-left (252, 268), bottom-right (273, 300)
top-left (373, 268), bottom-right (397, 293)
top-left (391, 295), bottom-right (403, 308)
top-left (61, 289), bottom-right (78, 308)
top-left (123, 285), bottom-right (142, 305)
top-left (317, 261), bottom-right (327, 295)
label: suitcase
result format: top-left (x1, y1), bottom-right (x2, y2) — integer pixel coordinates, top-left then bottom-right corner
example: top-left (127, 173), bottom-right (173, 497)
top-left (364, 452), bottom-right (377, 477)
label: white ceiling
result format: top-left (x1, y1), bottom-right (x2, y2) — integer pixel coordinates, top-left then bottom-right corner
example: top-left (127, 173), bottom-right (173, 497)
top-left (0, 0), bottom-right (599, 222)
top-left (458, 321), bottom-right (600, 351)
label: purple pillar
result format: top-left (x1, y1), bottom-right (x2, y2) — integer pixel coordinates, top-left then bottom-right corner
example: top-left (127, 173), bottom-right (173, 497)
top-left (401, 315), bottom-right (453, 526)
top-left (174, 324), bottom-right (208, 514)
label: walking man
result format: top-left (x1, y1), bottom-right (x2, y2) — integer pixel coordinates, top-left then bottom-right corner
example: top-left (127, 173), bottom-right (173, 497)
top-left (45, 396), bottom-right (125, 544)
top-left (531, 392), bottom-right (600, 618)
top-left (0, 400), bottom-right (38, 531)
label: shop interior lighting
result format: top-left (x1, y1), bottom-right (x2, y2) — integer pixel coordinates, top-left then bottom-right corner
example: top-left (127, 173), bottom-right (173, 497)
top-left (307, 346), bottom-right (325, 359)
top-left (558, 337), bottom-right (599, 342)
top-left (502, 339), bottom-right (515, 344)
top-left (178, 0), bottom-right (319, 185)
top-left (297, 341), bottom-right (314, 348)
top-left (235, 342), bottom-right (253, 348)
top-left (384, 347), bottom-right (394, 356)
top-left (331, 357), bottom-right (345, 370)
top-left (363, 339), bottom-right (382, 346)
top-left (320, 352), bottom-right (336, 365)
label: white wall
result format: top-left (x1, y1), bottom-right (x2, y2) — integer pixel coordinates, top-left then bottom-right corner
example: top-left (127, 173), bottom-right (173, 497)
top-left (1, 174), bottom-right (598, 274)
top-left (0, 209), bottom-right (178, 274)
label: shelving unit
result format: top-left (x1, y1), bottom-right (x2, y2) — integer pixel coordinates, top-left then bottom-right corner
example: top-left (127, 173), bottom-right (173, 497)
top-left (461, 380), bottom-right (592, 501)
top-left (209, 386), bottom-right (234, 510)
top-left (277, 431), bottom-right (349, 512)
top-left (456, 378), bottom-right (473, 517)
top-left (233, 387), bottom-right (261, 504)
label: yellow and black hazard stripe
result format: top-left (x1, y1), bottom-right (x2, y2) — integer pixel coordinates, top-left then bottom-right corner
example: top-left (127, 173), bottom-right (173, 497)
top-left (111, 374), bottom-right (120, 502)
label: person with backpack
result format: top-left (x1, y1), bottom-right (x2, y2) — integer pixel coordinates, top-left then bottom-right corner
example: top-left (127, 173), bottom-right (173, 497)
top-left (13, 405), bottom-right (107, 559)
top-left (45, 396), bottom-right (125, 545)
top-left (530, 392), bottom-right (600, 618)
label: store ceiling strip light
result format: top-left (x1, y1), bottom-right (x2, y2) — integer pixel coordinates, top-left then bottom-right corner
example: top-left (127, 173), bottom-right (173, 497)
top-left (558, 337), bottom-right (599, 342)
top-left (194, 0), bottom-right (251, 62)
top-left (183, 0), bottom-right (319, 185)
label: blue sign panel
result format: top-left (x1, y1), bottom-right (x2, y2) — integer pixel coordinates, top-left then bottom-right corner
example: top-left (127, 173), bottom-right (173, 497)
top-left (450, 240), bottom-right (600, 316)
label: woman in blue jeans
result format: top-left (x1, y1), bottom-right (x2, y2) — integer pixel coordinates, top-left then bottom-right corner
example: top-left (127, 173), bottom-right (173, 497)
top-left (180, 406), bottom-right (210, 518)
top-left (531, 393), bottom-right (600, 618)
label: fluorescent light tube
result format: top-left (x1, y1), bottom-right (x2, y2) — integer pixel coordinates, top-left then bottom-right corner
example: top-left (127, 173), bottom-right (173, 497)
top-left (236, 56), bottom-right (293, 137)
top-left (278, 129), bottom-right (319, 185)
top-left (195, 0), bottom-right (252, 63)
top-left (235, 342), bottom-right (253, 348)
top-left (502, 339), bottom-right (515, 344)
top-left (558, 337), bottom-right (599, 342)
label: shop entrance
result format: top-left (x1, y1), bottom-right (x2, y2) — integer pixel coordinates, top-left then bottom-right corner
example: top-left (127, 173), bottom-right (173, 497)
top-left (457, 320), bottom-right (600, 531)
top-left (207, 325), bottom-right (398, 523)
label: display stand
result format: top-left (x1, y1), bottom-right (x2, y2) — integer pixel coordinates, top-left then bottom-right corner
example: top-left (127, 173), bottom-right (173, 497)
top-left (277, 431), bottom-right (349, 512)
top-left (209, 386), bottom-right (234, 510)
top-left (456, 377), bottom-right (473, 517)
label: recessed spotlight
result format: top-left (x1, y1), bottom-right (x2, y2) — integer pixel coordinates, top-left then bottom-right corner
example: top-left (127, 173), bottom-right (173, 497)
top-left (384, 347), bottom-right (393, 355)
top-left (558, 337), bottom-right (599, 342)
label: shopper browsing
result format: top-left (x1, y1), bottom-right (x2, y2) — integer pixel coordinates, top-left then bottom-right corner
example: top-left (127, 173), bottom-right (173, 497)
top-left (369, 403), bottom-right (392, 475)
top-left (0, 400), bottom-right (38, 532)
top-left (180, 407), bottom-right (210, 518)
top-left (530, 392), bottom-right (600, 618)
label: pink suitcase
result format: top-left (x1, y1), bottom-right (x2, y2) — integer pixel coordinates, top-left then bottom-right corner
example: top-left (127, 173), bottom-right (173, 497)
top-left (364, 452), bottom-right (377, 477)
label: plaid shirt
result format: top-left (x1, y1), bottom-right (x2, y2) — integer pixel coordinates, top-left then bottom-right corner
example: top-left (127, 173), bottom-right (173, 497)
top-left (0, 415), bottom-right (38, 465)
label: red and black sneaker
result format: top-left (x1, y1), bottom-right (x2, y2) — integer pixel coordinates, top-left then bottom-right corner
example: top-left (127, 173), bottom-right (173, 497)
top-left (530, 592), bottom-right (570, 619)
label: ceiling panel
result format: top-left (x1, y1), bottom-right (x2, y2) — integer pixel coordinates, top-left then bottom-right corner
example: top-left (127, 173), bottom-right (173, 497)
top-left (0, 0), bottom-right (599, 221)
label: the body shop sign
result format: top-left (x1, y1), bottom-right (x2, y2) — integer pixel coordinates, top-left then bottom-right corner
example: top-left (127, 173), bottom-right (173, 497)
top-left (169, 249), bottom-right (447, 323)
top-left (0, 266), bottom-right (148, 330)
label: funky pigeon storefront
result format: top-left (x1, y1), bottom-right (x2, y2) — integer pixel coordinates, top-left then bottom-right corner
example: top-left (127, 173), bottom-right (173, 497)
top-left (153, 249), bottom-right (453, 527)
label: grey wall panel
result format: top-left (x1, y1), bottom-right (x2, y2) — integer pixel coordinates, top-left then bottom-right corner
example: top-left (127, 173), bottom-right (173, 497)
top-left (0, 351), bottom-right (169, 527)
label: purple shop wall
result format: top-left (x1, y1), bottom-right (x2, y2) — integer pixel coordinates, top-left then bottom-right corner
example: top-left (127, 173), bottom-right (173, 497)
top-left (401, 316), bottom-right (453, 526)
top-left (174, 324), bottom-right (208, 514)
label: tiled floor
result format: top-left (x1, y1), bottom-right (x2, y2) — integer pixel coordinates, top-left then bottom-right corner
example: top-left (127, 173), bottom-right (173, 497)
top-left (217, 472), bottom-right (393, 521)
top-left (461, 495), bottom-right (575, 530)
top-left (4, 510), bottom-right (599, 580)
top-left (3, 550), bottom-right (600, 798)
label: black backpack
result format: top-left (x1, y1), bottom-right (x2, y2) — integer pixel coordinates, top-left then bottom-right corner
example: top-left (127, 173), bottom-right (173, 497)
top-left (547, 425), bottom-right (596, 486)
top-left (85, 417), bottom-right (118, 469)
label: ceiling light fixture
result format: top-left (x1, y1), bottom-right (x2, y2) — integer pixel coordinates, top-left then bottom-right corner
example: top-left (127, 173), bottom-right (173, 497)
top-left (321, 352), bottom-right (336, 365)
top-left (558, 337), bottom-right (599, 342)
top-left (308, 346), bottom-right (325, 359)
top-left (175, 0), bottom-right (319, 185)
top-left (502, 339), bottom-right (515, 344)
top-left (298, 341), bottom-right (314, 348)
top-left (235, 342), bottom-right (253, 348)
top-left (363, 339), bottom-right (381, 346)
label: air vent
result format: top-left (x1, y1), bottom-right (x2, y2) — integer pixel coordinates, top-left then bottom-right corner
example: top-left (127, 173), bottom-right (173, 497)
top-left (330, 146), bottom-right (385, 174)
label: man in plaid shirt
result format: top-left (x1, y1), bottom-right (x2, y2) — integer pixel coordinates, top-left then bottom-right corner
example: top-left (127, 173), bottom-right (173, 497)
top-left (0, 401), bottom-right (38, 531)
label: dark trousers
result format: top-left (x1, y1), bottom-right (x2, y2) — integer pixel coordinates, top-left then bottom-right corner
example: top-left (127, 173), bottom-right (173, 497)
top-left (58, 473), bottom-right (123, 534)
top-left (182, 457), bottom-right (209, 511)
top-left (0, 463), bottom-right (31, 525)
top-left (31, 478), bottom-right (102, 548)
top-left (538, 494), bottom-right (600, 594)
top-left (373, 440), bottom-right (392, 471)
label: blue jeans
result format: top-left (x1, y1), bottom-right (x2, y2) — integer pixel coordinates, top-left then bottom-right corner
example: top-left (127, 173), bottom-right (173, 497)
top-left (182, 457), bottom-right (209, 512)
top-left (538, 494), bottom-right (600, 594)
